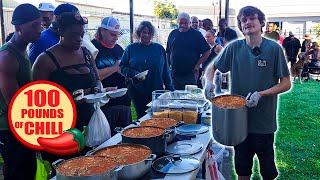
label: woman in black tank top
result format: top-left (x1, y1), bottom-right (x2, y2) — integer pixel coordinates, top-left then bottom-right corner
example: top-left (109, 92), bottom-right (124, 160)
top-left (32, 13), bottom-right (102, 166)
top-left (32, 12), bottom-right (101, 133)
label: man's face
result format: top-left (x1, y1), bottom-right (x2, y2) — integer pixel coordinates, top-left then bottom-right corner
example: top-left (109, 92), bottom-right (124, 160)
top-left (219, 22), bottom-right (227, 30)
top-left (40, 11), bottom-right (54, 29)
top-left (18, 18), bottom-right (42, 43)
top-left (178, 18), bottom-right (190, 32)
top-left (240, 14), bottom-right (261, 36)
top-left (267, 23), bottom-right (274, 32)
top-left (191, 17), bottom-right (199, 29)
top-left (101, 28), bottom-right (119, 47)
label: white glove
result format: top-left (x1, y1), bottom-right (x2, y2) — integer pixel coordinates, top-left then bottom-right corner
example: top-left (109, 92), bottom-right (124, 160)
top-left (246, 91), bottom-right (261, 108)
top-left (204, 81), bottom-right (215, 101)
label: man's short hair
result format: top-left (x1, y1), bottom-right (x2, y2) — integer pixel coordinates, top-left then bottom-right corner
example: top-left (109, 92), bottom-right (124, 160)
top-left (219, 19), bottom-right (227, 26)
top-left (237, 6), bottom-right (266, 33)
top-left (177, 12), bottom-right (190, 23)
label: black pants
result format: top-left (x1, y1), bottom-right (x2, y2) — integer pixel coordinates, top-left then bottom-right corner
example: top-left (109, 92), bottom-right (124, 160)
top-left (234, 133), bottom-right (278, 179)
top-left (128, 83), bottom-right (152, 119)
top-left (0, 131), bottom-right (37, 180)
top-left (101, 105), bottom-right (132, 136)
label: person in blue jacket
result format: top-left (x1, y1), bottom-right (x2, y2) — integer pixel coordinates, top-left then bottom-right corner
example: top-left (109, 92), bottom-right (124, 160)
top-left (120, 21), bottom-right (174, 118)
top-left (28, 3), bottom-right (79, 64)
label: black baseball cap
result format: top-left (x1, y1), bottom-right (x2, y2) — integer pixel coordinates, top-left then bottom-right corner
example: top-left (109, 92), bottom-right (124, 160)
top-left (12, 3), bottom-right (41, 25)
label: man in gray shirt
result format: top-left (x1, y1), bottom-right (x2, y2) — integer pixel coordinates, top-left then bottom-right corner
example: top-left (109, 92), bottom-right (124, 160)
top-left (204, 6), bottom-right (291, 180)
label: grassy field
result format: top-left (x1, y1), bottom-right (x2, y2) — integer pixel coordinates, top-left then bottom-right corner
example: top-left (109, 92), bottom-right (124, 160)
top-left (0, 81), bottom-right (319, 180)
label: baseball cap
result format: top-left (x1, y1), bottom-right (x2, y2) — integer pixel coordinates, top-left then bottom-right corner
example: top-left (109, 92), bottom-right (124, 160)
top-left (56, 12), bottom-right (87, 29)
top-left (12, 3), bottom-right (41, 25)
top-left (100, 16), bottom-right (120, 32)
top-left (38, 2), bottom-right (55, 12)
top-left (54, 3), bottom-right (79, 16)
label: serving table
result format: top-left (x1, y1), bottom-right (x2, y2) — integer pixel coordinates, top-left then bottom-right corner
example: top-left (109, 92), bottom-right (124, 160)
top-left (51, 113), bottom-right (213, 180)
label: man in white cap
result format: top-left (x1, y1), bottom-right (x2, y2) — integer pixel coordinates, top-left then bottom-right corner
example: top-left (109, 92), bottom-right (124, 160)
top-left (38, 2), bottom-right (55, 29)
top-left (91, 16), bottom-right (132, 135)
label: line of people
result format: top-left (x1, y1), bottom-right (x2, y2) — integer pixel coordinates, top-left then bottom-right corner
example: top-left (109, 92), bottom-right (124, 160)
top-left (0, 2), bottom-right (296, 180)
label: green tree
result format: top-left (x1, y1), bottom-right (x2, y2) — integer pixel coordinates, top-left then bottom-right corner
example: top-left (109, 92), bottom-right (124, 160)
top-left (312, 23), bottom-right (320, 39)
top-left (153, 0), bottom-right (178, 20)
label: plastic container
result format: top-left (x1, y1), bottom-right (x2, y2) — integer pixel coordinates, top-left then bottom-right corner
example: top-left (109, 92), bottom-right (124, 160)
top-left (201, 112), bottom-right (212, 126)
top-left (211, 143), bottom-right (225, 172)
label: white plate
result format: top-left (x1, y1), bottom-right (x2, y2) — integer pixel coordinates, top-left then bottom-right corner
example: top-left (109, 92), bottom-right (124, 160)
top-left (105, 88), bottom-right (128, 98)
top-left (176, 124), bottom-right (209, 136)
top-left (134, 70), bottom-right (149, 79)
top-left (167, 140), bottom-right (203, 155)
top-left (84, 93), bottom-right (106, 103)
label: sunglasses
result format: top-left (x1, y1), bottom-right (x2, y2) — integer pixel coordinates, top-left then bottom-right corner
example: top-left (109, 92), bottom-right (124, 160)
top-left (57, 12), bottom-right (88, 24)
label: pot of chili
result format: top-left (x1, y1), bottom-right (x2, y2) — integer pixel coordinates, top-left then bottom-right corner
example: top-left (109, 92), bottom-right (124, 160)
top-left (116, 126), bottom-right (169, 157)
top-left (88, 143), bottom-right (156, 179)
top-left (211, 94), bottom-right (248, 146)
top-left (52, 156), bottom-right (123, 180)
top-left (135, 118), bottom-right (184, 143)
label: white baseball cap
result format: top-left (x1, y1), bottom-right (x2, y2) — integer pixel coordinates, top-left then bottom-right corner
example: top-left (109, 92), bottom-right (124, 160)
top-left (38, 2), bottom-right (55, 12)
top-left (100, 16), bottom-right (120, 32)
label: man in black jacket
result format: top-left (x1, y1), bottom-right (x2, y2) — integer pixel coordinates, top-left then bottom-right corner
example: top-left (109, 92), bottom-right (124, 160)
top-left (283, 31), bottom-right (301, 67)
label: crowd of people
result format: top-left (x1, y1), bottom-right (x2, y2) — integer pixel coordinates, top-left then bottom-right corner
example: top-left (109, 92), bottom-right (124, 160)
top-left (0, 1), bottom-right (317, 180)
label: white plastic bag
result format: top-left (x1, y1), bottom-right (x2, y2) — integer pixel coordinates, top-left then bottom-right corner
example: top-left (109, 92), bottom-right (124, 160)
top-left (206, 146), bottom-right (221, 180)
top-left (86, 103), bottom-right (111, 147)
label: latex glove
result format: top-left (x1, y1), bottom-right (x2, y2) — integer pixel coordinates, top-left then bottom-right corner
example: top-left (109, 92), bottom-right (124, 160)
top-left (136, 76), bottom-right (146, 81)
top-left (246, 91), bottom-right (261, 108)
top-left (204, 81), bottom-right (215, 101)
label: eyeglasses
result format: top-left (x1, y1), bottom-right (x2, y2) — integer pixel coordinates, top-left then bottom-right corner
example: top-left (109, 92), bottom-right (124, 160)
top-left (240, 16), bottom-right (258, 23)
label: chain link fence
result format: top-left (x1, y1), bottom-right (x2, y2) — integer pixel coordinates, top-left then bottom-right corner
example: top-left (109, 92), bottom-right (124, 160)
top-left (85, 28), bottom-right (174, 49)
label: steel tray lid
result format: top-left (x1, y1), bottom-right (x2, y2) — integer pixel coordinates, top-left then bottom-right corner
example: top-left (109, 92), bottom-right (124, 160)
top-left (167, 140), bottom-right (203, 155)
top-left (152, 155), bottom-right (200, 174)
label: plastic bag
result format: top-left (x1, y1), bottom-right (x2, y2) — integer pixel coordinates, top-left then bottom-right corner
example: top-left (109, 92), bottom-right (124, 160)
top-left (86, 103), bottom-right (111, 147)
top-left (35, 151), bottom-right (48, 180)
top-left (205, 146), bottom-right (220, 180)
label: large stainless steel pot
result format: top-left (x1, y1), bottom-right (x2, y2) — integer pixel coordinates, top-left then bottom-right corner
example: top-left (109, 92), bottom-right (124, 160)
top-left (116, 126), bottom-right (169, 157)
top-left (134, 119), bottom-right (184, 143)
top-left (211, 94), bottom-right (248, 146)
top-left (52, 156), bottom-right (122, 180)
top-left (88, 144), bottom-right (156, 180)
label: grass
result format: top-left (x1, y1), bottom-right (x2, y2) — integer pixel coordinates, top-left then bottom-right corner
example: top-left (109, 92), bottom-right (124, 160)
top-left (231, 81), bottom-right (320, 180)
top-left (1, 81), bottom-right (319, 180)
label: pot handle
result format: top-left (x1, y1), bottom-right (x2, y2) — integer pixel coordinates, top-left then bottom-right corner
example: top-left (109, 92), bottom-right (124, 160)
top-left (86, 148), bottom-right (96, 156)
top-left (52, 159), bottom-right (65, 170)
top-left (175, 121), bottom-right (184, 127)
top-left (114, 165), bottom-right (124, 172)
top-left (133, 120), bottom-right (140, 126)
top-left (145, 154), bottom-right (157, 162)
top-left (164, 128), bottom-right (174, 137)
top-left (114, 127), bottom-right (123, 133)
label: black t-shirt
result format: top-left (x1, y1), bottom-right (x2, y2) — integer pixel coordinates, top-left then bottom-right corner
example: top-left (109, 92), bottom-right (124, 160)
top-left (217, 27), bottom-right (238, 44)
top-left (166, 28), bottom-right (210, 77)
top-left (283, 36), bottom-right (301, 57)
top-left (92, 39), bottom-right (131, 107)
